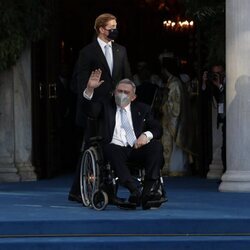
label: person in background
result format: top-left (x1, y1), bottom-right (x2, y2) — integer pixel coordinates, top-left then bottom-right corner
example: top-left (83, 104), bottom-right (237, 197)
top-left (202, 63), bottom-right (226, 173)
top-left (133, 60), bottom-right (164, 123)
top-left (160, 56), bottom-right (194, 176)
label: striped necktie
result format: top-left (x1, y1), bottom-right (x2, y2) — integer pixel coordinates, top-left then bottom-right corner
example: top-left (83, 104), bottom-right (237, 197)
top-left (120, 108), bottom-right (136, 147)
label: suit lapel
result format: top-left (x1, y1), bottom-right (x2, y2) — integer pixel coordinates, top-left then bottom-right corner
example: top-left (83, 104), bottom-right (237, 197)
top-left (94, 40), bottom-right (111, 74)
top-left (112, 43), bottom-right (120, 78)
top-left (131, 103), bottom-right (142, 137)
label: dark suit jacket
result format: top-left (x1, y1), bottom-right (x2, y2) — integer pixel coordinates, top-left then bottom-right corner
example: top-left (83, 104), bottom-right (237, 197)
top-left (85, 97), bottom-right (163, 145)
top-left (75, 40), bottom-right (132, 127)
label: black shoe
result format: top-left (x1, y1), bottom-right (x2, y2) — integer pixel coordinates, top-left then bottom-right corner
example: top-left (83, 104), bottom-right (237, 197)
top-left (142, 179), bottom-right (167, 210)
top-left (142, 196), bottom-right (168, 210)
top-left (68, 193), bottom-right (82, 203)
top-left (128, 189), bottom-right (141, 206)
top-left (109, 196), bottom-right (137, 210)
top-left (109, 196), bottom-right (126, 206)
top-left (142, 190), bottom-right (168, 210)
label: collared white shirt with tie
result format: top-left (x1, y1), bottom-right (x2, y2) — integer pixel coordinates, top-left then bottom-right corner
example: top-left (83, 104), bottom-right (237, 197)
top-left (111, 104), bottom-right (137, 147)
top-left (97, 37), bottom-right (113, 75)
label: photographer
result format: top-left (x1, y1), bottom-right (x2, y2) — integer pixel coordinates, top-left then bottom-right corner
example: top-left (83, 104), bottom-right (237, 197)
top-left (202, 63), bottom-right (226, 173)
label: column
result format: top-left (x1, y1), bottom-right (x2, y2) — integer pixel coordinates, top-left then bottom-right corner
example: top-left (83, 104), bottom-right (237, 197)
top-left (0, 69), bottom-right (20, 182)
top-left (13, 47), bottom-right (37, 181)
top-left (219, 0), bottom-right (250, 191)
top-left (0, 47), bottom-right (36, 182)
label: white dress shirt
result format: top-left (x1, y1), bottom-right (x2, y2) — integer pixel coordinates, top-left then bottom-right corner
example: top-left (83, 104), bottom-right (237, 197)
top-left (83, 89), bottom-right (153, 146)
top-left (97, 37), bottom-right (113, 60)
top-left (111, 104), bottom-right (153, 147)
top-left (111, 104), bottom-right (136, 147)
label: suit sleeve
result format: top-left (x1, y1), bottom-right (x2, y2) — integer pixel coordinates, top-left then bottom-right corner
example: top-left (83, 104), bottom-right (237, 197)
top-left (123, 48), bottom-right (133, 80)
top-left (146, 114), bottom-right (163, 140)
top-left (140, 104), bottom-right (163, 140)
top-left (77, 49), bottom-right (92, 94)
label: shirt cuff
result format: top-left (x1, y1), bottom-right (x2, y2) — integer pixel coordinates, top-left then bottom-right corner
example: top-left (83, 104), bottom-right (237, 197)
top-left (143, 131), bottom-right (153, 143)
top-left (83, 88), bottom-right (93, 100)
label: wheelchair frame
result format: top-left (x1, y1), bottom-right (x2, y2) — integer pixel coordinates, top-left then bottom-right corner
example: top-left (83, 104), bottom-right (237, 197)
top-left (79, 137), bottom-right (167, 211)
top-left (80, 137), bottom-right (113, 210)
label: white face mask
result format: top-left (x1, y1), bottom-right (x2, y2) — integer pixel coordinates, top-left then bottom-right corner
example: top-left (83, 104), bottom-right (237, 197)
top-left (115, 92), bottom-right (130, 107)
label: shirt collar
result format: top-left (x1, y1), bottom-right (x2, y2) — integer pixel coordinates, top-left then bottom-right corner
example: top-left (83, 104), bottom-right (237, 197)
top-left (97, 37), bottom-right (112, 51)
top-left (118, 103), bottom-right (131, 112)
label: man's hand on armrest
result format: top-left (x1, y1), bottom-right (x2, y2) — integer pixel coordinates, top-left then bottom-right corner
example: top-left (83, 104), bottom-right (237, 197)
top-left (134, 131), bottom-right (153, 149)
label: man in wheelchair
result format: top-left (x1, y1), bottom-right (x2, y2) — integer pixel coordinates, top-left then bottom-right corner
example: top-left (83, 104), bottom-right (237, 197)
top-left (83, 69), bottom-right (167, 209)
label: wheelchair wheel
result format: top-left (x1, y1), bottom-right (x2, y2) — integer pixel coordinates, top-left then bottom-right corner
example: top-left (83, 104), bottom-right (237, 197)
top-left (80, 146), bottom-right (100, 207)
top-left (92, 190), bottom-right (109, 211)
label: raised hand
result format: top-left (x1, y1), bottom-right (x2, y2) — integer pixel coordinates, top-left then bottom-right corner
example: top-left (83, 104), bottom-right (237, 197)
top-left (88, 69), bottom-right (104, 88)
top-left (85, 69), bottom-right (104, 96)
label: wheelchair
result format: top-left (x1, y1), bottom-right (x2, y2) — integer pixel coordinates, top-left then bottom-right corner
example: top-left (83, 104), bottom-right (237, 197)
top-left (79, 135), bottom-right (167, 211)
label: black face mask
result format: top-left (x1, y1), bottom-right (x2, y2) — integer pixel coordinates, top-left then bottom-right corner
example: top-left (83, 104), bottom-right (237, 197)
top-left (107, 29), bottom-right (118, 40)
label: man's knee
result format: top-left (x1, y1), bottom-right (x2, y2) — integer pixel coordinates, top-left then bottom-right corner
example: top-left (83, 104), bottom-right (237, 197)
top-left (144, 140), bottom-right (164, 161)
top-left (148, 140), bottom-right (163, 151)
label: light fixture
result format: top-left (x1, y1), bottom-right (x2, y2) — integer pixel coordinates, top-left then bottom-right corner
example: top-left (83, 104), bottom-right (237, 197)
top-left (163, 19), bottom-right (194, 31)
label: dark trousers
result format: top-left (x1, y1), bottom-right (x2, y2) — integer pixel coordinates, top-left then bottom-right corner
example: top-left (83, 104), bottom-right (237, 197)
top-left (69, 137), bottom-right (85, 197)
top-left (103, 140), bottom-right (164, 191)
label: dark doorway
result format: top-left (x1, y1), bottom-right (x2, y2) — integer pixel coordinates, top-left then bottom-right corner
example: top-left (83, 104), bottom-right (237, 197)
top-left (32, 0), bottom-right (199, 178)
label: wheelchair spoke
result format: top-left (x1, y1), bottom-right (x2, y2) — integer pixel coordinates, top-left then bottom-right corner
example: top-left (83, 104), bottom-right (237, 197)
top-left (80, 147), bottom-right (100, 207)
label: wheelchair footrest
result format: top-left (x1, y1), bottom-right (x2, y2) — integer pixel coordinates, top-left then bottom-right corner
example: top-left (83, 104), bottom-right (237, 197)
top-left (142, 196), bottom-right (168, 210)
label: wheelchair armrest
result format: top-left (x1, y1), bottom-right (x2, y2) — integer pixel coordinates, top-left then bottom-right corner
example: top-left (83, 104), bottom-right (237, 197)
top-left (88, 136), bottom-right (103, 145)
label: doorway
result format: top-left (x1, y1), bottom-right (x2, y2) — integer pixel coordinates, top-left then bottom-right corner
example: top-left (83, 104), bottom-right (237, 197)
top-left (31, 0), bottom-right (202, 178)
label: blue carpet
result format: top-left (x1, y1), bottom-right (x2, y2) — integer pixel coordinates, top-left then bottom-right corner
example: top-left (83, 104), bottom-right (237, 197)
top-left (0, 175), bottom-right (250, 249)
top-left (1, 236), bottom-right (250, 250)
